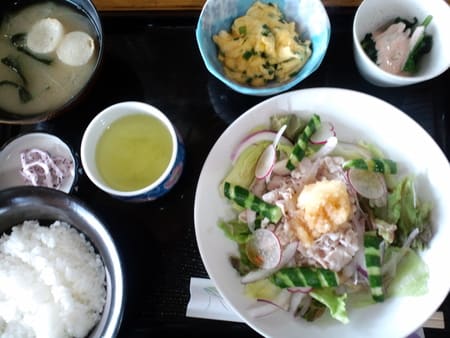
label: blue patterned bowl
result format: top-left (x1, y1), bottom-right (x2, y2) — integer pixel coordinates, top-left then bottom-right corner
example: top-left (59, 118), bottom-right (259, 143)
top-left (196, 0), bottom-right (330, 96)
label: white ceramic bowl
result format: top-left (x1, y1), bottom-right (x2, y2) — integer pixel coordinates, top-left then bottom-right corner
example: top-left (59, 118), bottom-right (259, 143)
top-left (194, 87), bottom-right (450, 338)
top-left (0, 132), bottom-right (76, 193)
top-left (81, 101), bottom-right (184, 202)
top-left (353, 0), bottom-right (450, 87)
top-left (196, 0), bottom-right (330, 96)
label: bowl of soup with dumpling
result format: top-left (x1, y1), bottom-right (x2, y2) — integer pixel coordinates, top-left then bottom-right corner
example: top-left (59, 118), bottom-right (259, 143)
top-left (0, 0), bottom-right (103, 124)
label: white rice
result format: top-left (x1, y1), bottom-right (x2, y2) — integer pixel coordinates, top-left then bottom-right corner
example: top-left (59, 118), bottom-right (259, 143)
top-left (0, 220), bottom-right (106, 338)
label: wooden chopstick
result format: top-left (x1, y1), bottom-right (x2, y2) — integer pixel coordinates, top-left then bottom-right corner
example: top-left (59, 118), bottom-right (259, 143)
top-left (423, 311), bottom-right (445, 329)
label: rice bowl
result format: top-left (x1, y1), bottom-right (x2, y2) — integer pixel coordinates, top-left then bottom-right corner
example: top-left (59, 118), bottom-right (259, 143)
top-left (0, 186), bottom-right (124, 338)
top-left (0, 220), bottom-right (106, 338)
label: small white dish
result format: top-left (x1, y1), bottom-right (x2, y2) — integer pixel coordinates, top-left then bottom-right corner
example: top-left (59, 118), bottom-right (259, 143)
top-left (0, 132), bottom-right (76, 193)
top-left (353, 0), bottom-right (450, 87)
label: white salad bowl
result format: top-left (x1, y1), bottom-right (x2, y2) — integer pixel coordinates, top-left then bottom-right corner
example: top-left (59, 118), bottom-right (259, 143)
top-left (353, 0), bottom-right (450, 87)
top-left (194, 87), bottom-right (450, 338)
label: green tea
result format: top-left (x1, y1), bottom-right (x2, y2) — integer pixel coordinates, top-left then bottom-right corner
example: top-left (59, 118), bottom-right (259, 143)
top-left (96, 114), bottom-right (173, 191)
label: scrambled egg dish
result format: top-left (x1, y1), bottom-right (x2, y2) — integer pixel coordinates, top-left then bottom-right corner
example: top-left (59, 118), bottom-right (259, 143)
top-left (213, 1), bottom-right (312, 87)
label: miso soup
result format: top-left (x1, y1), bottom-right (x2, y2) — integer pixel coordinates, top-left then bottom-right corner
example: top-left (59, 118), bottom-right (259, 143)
top-left (0, 0), bottom-right (99, 115)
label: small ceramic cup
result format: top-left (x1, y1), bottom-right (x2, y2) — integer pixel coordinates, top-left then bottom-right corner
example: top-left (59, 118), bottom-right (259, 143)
top-left (0, 132), bottom-right (77, 193)
top-left (353, 0), bottom-right (450, 87)
top-left (81, 101), bottom-right (185, 202)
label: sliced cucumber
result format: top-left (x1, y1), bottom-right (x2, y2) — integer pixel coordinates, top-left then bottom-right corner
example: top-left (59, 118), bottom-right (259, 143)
top-left (270, 266), bottom-right (339, 288)
top-left (343, 158), bottom-right (397, 174)
top-left (364, 231), bottom-right (384, 302)
top-left (286, 114), bottom-right (321, 170)
top-left (223, 182), bottom-right (282, 223)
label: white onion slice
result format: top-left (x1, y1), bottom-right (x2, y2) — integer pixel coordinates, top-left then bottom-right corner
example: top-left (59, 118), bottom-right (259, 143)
top-left (408, 26), bottom-right (425, 53)
top-left (255, 145), bottom-right (276, 179)
top-left (247, 301), bottom-right (281, 318)
top-left (247, 289), bottom-right (292, 318)
top-left (310, 121), bottom-right (336, 144)
top-left (289, 291), bottom-right (307, 315)
top-left (254, 125), bottom-right (288, 181)
top-left (272, 159), bottom-right (290, 176)
top-left (310, 136), bottom-right (338, 160)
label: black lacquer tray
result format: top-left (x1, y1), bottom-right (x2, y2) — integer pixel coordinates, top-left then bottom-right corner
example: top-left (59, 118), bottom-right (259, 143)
top-left (0, 7), bottom-right (448, 338)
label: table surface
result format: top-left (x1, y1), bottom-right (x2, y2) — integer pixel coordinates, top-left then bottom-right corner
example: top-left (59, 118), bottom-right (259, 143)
top-left (0, 6), bottom-right (449, 338)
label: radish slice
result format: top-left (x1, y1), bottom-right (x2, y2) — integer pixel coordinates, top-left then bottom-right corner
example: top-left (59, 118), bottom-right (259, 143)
top-left (231, 129), bottom-right (293, 164)
top-left (246, 229), bottom-right (281, 269)
top-left (310, 136), bottom-right (338, 160)
top-left (255, 145), bottom-right (276, 179)
top-left (347, 168), bottom-right (387, 199)
top-left (310, 121), bottom-right (336, 144)
top-left (242, 241), bottom-right (298, 284)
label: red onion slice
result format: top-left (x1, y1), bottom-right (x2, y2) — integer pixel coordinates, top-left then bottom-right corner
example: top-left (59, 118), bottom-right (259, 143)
top-left (247, 289), bottom-right (292, 318)
top-left (231, 129), bottom-right (293, 164)
top-left (20, 148), bottom-right (73, 189)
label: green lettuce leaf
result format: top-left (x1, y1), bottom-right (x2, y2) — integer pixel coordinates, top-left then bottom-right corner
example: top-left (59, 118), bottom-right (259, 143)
top-left (310, 288), bottom-right (349, 324)
top-left (244, 278), bottom-right (283, 299)
top-left (375, 176), bottom-right (432, 250)
top-left (221, 141), bottom-right (269, 196)
top-left (385, 247), bottom-right (429, 297)
top-left (218, 219), bottom-right (252, 244)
